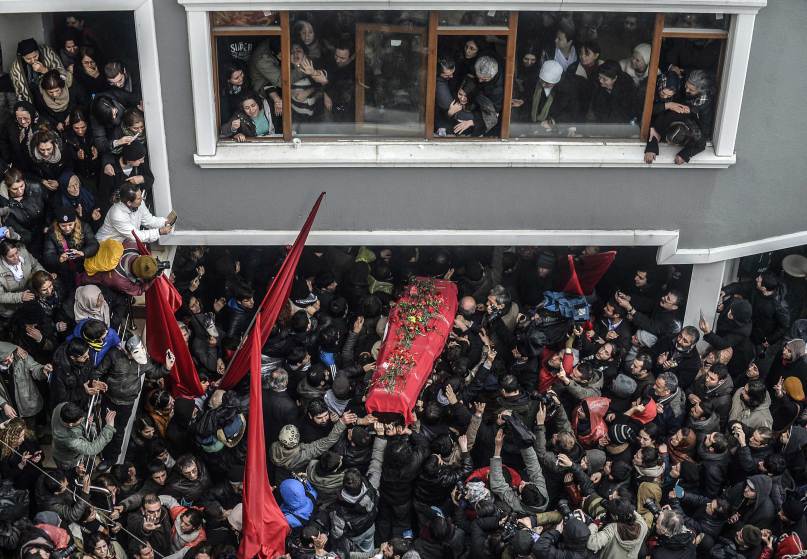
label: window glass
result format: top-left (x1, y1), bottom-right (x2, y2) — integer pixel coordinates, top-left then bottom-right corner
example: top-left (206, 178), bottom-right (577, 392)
top-left (434, 36), bottom-right (507, 137)
top-left (287, 11), bottom-right (428, 136)
top-left (211, 11), bottom-right (279, 28)
top-left (438, 11), bottom-right (509, 27)
top-left (509, 12), bottom-right (654, 139)
top-left (665, 12), bottom-right (730, 31)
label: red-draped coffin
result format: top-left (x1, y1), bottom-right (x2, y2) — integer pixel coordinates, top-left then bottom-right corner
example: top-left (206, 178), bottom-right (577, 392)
top-left (366, 279), bottom-right (458, 424)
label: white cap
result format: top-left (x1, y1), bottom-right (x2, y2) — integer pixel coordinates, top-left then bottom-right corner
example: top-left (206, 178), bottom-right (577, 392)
top-left (539, 60), bottom-right (563, 85)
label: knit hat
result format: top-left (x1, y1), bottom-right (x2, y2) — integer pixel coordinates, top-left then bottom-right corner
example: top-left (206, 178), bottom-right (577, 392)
top-left (131, 255), bottom-right (158, 280)
top-left (633, 43), bottom-right (652, 66)
top-left (56, 206), bottom-right (76, 224)
top-left (536, 250), bottom-right (556, 270)
top-left (122, 142), bottom-right (146, 162)
top-left (611, 374), bottom-right (637, 399)
top-left (635, 329), bottom-right (658, 348)
top-left (278, 425), bottom-right (300, 449)
top-left (124, 335), bottom-right (148, 364)
top-left (741, 525), bottom-right (762, 548)
top-left (784, 377), bottom-right (806, 402)
top-left (539, 60), bottom-right (563, 84)
top-left (585, 449), bottom-right (606, 473)
top-left (608, 423), bottom-right (634, 445)
top-left (17, 38), bottom-right (38, 56)
top-left (783, 254), bottom-right (807, 278)
top-left (729, 299), bottom-right (753, 324)
top-left (291, 276), bottom-right (317, 307)
top-left (33, 511), bottom-right (60, 527)
top-left (782, 493), bottom-right (804, 522)
top-left (463, 481), bottom-right (490, 505)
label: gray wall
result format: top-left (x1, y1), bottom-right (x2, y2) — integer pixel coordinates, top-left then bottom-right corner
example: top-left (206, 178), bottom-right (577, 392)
top-left (0, 14), bottom-right (45, 74)
top-left (154, 2), bottom-right (807, 249)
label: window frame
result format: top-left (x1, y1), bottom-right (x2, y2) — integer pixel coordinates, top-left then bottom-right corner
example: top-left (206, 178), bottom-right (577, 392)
top-left (180, 0), bottom-right (766, 168)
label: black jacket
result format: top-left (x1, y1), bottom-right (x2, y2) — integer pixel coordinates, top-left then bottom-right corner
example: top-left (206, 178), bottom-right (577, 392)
top-left (99, 347), bottom-right (169, 406)
top-left (631, 306), bottom-right (681, 339)
top-left (652, 531), bottom-right (697, 559)
top-left (380, 432), bottom-right (430, 509)
top-left (42, 220), bottom-right (99, 277)
top-left (651, 337), bottom-right (701, 391)
top-left (264, 389), bottom-right (299, 445)
top-left (414, 451), bottom-right (474, 507)
top-left (49, 342), bottom-right (98, 409)
top-left (722, 280), bottom-right (790, 345)
top-left (532, 518), bottom-right (596, 559)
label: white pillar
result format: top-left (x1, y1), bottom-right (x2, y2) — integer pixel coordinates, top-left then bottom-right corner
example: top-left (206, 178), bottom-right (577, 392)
top-left (684, 261), bottom-right (727, 351)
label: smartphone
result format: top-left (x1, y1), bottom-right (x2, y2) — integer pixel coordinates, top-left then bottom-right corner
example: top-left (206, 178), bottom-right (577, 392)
top-left (132, 131), bottom-right (142, 140)
top-left (674, 481), bottom-right (684, 498)
top-left (699, 309), bottom-right (705, 322)
top-left (166, 210), bottom-right (178, 226)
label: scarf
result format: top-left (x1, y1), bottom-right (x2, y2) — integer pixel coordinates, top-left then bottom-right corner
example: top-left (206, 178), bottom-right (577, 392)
top-left (32, 141), bottom-right (61, 164)
top-left (73, 285), bottom-right (110, 325)
top-left (58, 171), bottom-right (95, 216)
top-left (531, 87), bottom-right (555, 122)
top-left (171, 513), bottom-right (201, 551)
top-left (3, 256), bottom-right (24, 282)
top-left (36, 292), bottom-right (59, 318)
top-left (667, 431), bottom-right (697, 464)
top-left (39, 82), bottom-right (70, 112)
top-left (634, 462), bottom-right (664, 479)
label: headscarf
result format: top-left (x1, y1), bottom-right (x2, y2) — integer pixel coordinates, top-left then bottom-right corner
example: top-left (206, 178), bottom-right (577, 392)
top-left (12, 100), bottom-right (38, 146)
top-left (73, 285), bottom-right (110, 325)
top-left (58, 170), bottom-right (95, 217)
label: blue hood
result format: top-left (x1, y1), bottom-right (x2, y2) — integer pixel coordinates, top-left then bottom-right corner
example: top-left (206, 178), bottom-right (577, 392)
top-left (280, 478), bottom-right (316, 527)
top-left (67, 318), bottom-right (120, 366)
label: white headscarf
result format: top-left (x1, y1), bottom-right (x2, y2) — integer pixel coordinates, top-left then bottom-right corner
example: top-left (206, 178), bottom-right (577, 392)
top-left (74, 285), bottom-right (110, 326)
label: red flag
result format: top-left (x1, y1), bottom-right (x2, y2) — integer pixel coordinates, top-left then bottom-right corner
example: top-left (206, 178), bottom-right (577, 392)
top-left (239, 312), bottom-right (289, 559)
top-left (133, 231), bottom-right (204, 399)
top-left (220, 193), bottom-right (325, 389)
top-left (561, 252), bottom-right (617, 296)
top-left (145, 275), bottom-right (204, 399)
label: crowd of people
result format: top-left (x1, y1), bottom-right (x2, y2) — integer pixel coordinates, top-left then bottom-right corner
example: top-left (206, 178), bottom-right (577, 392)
top-left (0, 9), bottom-right (807, 559)
top-left (216, 11), bottom-right (715, 162)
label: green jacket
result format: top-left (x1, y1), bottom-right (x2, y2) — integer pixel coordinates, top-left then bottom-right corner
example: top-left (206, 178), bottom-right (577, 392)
top-left (270, 421), bottom-right (346, 473)
top-left (51, 401), bottom-right (115, 467)
top-left (0, 342), bottom-right (49, 417)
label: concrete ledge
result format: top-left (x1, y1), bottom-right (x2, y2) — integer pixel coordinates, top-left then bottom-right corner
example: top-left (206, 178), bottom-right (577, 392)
top-left (193, 141), bottom-right (735, 169)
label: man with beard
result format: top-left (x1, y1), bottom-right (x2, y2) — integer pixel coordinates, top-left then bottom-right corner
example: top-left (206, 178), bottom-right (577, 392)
top-left (652, 325), bottom-right (701, 391)
top-left (653, 372), bottom-right (686, 437)
top-left (537, 332), bottom-right (577, 393)
top-left (616, 288), bottom-right (684, 343)
top-left (722, 272), bottom-right (790, 358)
top-left (700, 299), bottom-right (754, 379)
top-left (322, 40), bottom-right (355, 123)
top-left (698, 431), bottom-right (730, 498)
top-left (731, 423), bottom-right (774, 479)
top-left (629, 352), bottom-right (656, 399)
top-left (587, 298), bottom-right (633, 355)
top-left (689, 364), bottom-right (734, 428)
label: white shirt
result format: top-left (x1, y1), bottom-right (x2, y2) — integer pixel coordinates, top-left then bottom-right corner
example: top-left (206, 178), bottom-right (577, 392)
top-left (96, 201), bottom-right (166, 244)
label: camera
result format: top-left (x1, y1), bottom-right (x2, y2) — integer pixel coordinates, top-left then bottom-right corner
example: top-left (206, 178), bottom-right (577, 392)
top-left (498, 512), bottom-right (520, 543)
top-left (156, 259), bottom-right (171, 272)
top-left (52, 544), bottom-right (77, 559)
top-left (644, 498), bottom-right (662, 518)
top-left (557, 499), bottom-right (573, 519)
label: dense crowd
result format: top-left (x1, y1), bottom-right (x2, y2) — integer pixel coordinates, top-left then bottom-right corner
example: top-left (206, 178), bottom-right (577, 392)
top-left (1, 10), bottom-right (807, 559)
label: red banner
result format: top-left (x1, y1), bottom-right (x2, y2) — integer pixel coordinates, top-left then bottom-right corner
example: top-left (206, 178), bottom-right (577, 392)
top-left (366, 279), bottom-right (458, 424)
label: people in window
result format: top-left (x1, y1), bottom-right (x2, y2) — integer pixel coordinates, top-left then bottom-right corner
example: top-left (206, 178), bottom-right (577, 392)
top-left (248, 38), bottom-right (283, 117)
top-left (74, 46), bottom-right (107, 98)
top-left (620, 43), bottom-right (651, 87)
top-left (565, 39), bottom-right (602, 114)
top-left (90, 93), bottom-right (126, 154)
top-left (529, 60), bottom-right (582, 133)
top-left (589, 59), bottom-right (636, 124)
top-left (459, 56), bottom-right (503, 137)
top-left (454, 39), bottom-right (482, 82)
top-left (110, 107), bottom-right (146, 156)
top-left (542, 22), bottom-right (578, 72)
top-left (683, 70), bottom-right (715, 139)
top-left (294, 20), bottom-right (326, 64)
top-left (289, 43), bottom-right (328, 123)
top-left (322, 40), bottom-right (355, 122)
top-left (63, 108), bottom-right (100, 187)
top-left (219, 63), bottom-right (249, 126)
top-left (220, 92), bottom-right (276, 142)
top-left (35, 70), bottom-right (79, 132)
top-left (103, 60), bottom-right (142, 110)
top-left (434, 57), bottom-right (457, 133)
top-left (511, 46), bottom-right (540, 120)
top-left (57, 29), bottom-right (82, 74)
top-left (644, 112), bottom-right (705, 165)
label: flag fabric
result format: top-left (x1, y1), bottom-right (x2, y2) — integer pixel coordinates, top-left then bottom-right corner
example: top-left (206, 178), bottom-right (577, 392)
top-left (133, 231), bottom-right (203, 399)
top-left (219, 192), bottom-right (325, 389)
top-left (239, 312), bottom-right (289, 559)
top-left (561, 251), bottom-right (617, 296)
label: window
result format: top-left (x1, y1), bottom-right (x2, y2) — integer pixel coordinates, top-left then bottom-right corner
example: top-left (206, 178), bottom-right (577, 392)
top-left (181, 1), bottom-right (763, 167)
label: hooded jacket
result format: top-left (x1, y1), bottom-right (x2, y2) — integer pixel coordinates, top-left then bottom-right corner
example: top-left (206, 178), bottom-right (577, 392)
top-left (587, 511), bottom-right (648, 559)
top-left (652, 530), bottom-right (697, 559)
top-left (99, 346), bottom-right (169, 405)
top-left (305, 458), bottom-right (343, 509)
top-left (66, 318), bottom-right (120, 368)
top-left (0, 341), bottom-right (49, 417)
top-left (414, 450), bottom-right (474, 507)
top-left (50, 401), bottom-right (115, 467)
top-left (280, 478), bottom-right (317, 528)
top-left (489, 446), bottom-right (549, 515)
top-left (49, 342), bottom-right (98, 409)
top-left (573, 396), bottom-right (611, 448)
top-left (0, 247), bottom-right (45, 318)
top-left (726, 473), bottom-right (775, 530)
top-left (270, 421), bottom-right (346, 475)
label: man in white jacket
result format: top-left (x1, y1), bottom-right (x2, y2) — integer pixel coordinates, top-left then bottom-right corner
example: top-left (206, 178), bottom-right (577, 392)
top-left (96, 183), bottom-right (172, 243)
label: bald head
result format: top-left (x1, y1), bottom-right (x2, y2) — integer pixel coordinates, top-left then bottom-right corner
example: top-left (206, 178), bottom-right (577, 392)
top-left (460, 296), bottom-right (476, 314)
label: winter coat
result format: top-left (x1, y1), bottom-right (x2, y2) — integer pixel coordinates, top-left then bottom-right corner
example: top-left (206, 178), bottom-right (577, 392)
top-left (332, 477), bottom-right (379, 538)
top-left (49, 342), bottom-right (98, 409)
top-left (631, 307), bottom-right (681, 340)
top-left (305, 459), bottom-right (343, 509)
top-left (587, 512), bottom-right (648, 559)
top-left (489, 446), bottom-right (549, 515)
top-left (690, 375), bottom-right (734, 428)
top-left (99, 347), bottom-right (169, 405)
top-left (652, 337), bottom-right (701, 391)
top-left (533, 518), bottom-right (597, 559)
top-left (722, 281), bottom-right (790, 345)
top-left (652, 531), bottom-right (697, 559)
top-left (706, 309), bottom-right (754, 378)
top-left (42, 220), bottom-right (99, 277)
top-left (50, 401), bottom-right (115, 467)
top-left (0, 247), bottom-right (45, 318)
top-left (66, 318), bottom-right (120, 367)
top-left (697, 441), bottom-right (730, 498)
top-left (654, 388), bottom-right (687, 437)
top-left (670, 493), bottom-right (725, 539)
top-left (414, 450), bottom-right (473, 507)
top-left (0, 185), bottom-right (45, 251)
top-left (726, 474), bottom-right (775, 530)
top-left (264, 389), bottom-right (299, 444)
top-left (280, 478), bottom-right (317, 528)
top-left (413, 524), bottom-right (469, 559)
top-left (34, 474), bottom-right (88, 523)
top-left (590, 73), bottom-right (636, 123)
top-left (164, 459), bottom-right (212, 505)
top-left (728, 389), bottom-right (773, 430)
top-left (0, 341), bottom-right (49, 417)
top-left (379, 432), bottom-right (430, 512)
top-left (10, 45), bottom-right (66, 103)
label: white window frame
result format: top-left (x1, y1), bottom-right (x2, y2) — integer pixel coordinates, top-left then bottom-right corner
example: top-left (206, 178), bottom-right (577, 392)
top-left (179, 0), bottom-right (765, 168)
top-left (1, 0), bottom-right (173, 216)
